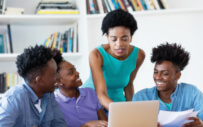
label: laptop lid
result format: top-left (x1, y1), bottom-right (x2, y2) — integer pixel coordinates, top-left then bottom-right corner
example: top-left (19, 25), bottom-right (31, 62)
top-left (108, 100), bottom-right (159, 127)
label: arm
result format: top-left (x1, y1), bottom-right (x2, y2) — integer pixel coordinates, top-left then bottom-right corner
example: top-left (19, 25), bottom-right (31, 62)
top-left (51, 94), bottom-right (68, 127)
top-left (0, 97), bottom-right (20, 127)
top-left (182, 86), bottom-right (203, 127)
top-left (124, 48), bottom-right (145, 101)
top-left (81, 120), bottom-right (108, 127)
top-left (89, 49), bottom-right (112, 110)
top-left (80, 107), bottom-right (108, 127)
top-left (97, 108), bottom-right (108, 121)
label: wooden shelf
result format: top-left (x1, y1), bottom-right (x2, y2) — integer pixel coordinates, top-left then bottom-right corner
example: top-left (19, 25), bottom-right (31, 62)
top-left (0, 15), bottom-right (80, 25)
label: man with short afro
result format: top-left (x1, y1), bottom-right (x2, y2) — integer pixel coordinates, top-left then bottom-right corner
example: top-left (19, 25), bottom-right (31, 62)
top-left (133, 43), bottom-right (203, 126)
top-left (0, 45), bottom-right (67, 127)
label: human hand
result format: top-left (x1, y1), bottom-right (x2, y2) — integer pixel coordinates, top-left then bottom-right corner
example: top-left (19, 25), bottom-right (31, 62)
top-left (157, 122), bottom-right (162, 127)
top-left (81, 120), bottom-right (108, 127)
top-left (182, 117), bottom-right (203, 127)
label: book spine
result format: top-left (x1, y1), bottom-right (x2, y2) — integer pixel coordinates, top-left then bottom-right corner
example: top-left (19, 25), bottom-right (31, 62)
top-left (7, 24), bottom-right (13, 53)
top-left (0, 34), bottom-right (4, 53)
top-left (86, 0), bottom-right (91, 14)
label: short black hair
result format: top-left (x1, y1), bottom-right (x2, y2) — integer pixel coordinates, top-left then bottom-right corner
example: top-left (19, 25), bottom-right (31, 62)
top-left (16, 45), bottom-right (53, 83)
top-left (101, 9), bottom-right (137, 35)
top-left (52, 49), bottom-right (63, 68)
top-left (151, 43), bottom-right (190, 71)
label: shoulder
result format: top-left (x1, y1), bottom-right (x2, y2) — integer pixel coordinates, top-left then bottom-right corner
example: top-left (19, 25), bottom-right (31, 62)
top-left (80, 87), bottom-right (96, 95)
top-left (133, 87), bottom-right (156, 101)
top-left (4, 85), bottom-right (28, 101)
top-left (179, 83), bottom-right (199, 92)
top-left (136, 47), bottom-right (145, 63)
top-left (1, 85), bottom-right (27, 111)
top-left (79, 88), bottom-right (98, 100)
top-left (89, 48), bottom-right (103, 60)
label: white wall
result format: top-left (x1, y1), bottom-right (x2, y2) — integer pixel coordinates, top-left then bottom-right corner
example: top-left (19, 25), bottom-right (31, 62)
top-left (86, 11), bottom-right (203, 93)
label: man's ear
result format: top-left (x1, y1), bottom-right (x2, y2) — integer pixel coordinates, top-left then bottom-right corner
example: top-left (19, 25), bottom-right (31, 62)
top-left (175, 72), bottom-right (181, 81)
top-left (35, 76), bottom-right (42, 84)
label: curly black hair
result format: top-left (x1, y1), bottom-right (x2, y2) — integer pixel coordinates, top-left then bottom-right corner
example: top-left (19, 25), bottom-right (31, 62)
top-left (16, 45), bottom-right (53, 83)
top-left (52, 49), bottom-right (63, 68)
top-left (101, 9), bottom-right (137, 35)
top-left (151, 43), bottom-right (190, 71)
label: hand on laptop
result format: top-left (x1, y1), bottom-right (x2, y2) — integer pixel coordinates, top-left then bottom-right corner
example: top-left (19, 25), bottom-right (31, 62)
top-left (182, 117), bottom-right (203, 127)
top-left (80, 120), bottom-right (108, 127)
top-left (157, 122), bottom-right (162, 127)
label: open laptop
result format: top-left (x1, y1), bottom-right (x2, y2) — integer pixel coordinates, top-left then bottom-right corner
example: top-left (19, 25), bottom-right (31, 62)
top-left (108, 100), bottom-right (159, 127)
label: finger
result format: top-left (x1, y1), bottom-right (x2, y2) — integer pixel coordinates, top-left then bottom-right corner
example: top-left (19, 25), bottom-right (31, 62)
top-left (98, 121), bottom-right (108, 126)
top-left (187, 117), bottom-right (198, 120)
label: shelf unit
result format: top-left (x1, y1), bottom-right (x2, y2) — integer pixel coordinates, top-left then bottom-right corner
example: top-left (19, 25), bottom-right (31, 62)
top-left (0, 0), bottom-right (203, 97)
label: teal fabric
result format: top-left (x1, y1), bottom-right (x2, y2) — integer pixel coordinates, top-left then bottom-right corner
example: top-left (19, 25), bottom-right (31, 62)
top-left (82, 45), bottom-right (139, 102)
top-left (157, 96), bottom-right (172, 111)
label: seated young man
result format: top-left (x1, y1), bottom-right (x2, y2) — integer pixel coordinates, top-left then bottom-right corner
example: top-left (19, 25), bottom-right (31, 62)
top-left (0, 45), bottom-right (67, 127)
top-left (133, 43), bottom-right (203, 127)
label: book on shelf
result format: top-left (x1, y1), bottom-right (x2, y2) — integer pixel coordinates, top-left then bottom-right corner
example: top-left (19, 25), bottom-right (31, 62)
top-left (157, 0), bottom-right (164, 9)
top-left (86, 0), bottom-right (169, 14)
top-left (93, 0), bottom-right (100, 14)
top-left (147, 0), bottom-right (156, 10)
top-left (7, 24), bottom-right (13, 53)
top-left (0, 25), bottom-right (13, 53)
top-left (0, 0), bottom-right (6, 14)
top-left (36, 0), bottom-right (79, 14)
top-left (43, 23), bottom-right (78, 53)
top-left (86, 0), bottom-right (91, 14)
top-left (37, 9), bottom-right (79, 14)
top-left (0, 73), bottom-right (23, 93)
top-left (37, 2), bottom-right (73, 10)
top-left (97, 0), bottom-right (105, 14)
top-left (0, 34), bottom-right (4, 53)
top-left (130, 0), bottom-right (139, 11)
top-left (117, 0), bottom-right (127, 11)
top-left (160, 0), bottom-right (169, 9)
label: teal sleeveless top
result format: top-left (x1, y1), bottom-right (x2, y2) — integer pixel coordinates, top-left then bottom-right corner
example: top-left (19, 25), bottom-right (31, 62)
top-left (82, 45), bottom-right (139, 102)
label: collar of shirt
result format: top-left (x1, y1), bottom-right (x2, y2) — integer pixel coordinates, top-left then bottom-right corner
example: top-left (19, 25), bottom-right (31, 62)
top-left (154, 83), bottom-right (179, 100)
top-left (56, 88), bottom-right (87, 103)
top-left (23, 83), bottom-right (39, 104)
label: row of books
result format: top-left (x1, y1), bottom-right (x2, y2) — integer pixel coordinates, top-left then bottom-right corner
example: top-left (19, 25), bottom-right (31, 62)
top-left (43, 23), bottom-right (78, 53)
top-left (36, 0), bottom-right (79, 15)
top-left (0, 24), bottom-right (14, 53)
top-left (86, 0), bottom-right (169, 14)
top-left (0, 73), bottom-right (23, 93)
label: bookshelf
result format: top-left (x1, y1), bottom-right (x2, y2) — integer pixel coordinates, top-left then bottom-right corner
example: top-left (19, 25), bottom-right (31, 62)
top-left (0, 0), bottom-right (203, 97)
top-left (0, 15), bottom-right (80, 25)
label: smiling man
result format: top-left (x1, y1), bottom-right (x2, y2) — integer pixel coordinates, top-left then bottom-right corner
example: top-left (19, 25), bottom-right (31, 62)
top-left (0, 45), bottom-right (67, 127)
top-left (133, 43), bottom-right (203, 127)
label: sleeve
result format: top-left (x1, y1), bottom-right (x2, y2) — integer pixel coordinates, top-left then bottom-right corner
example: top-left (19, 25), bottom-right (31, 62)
top-left (50, 93), bottom-right (68, 127)
top-left (0, 97), bottom-right (20, 127)
top-left (90, 88), bottom-right (102, 111)
top-left (193, 87), bottom-right (203, 120)
top-left (132, 91), bottom-right (144, 101)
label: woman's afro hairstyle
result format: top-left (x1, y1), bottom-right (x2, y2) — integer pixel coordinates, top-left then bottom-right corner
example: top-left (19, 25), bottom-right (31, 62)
top-left (16, 45), bottom-right (53, 82)
top-left (52, 49), bottom-right (63, 66)
top-left (101, 9), bottom-right (137, 35)
top-left (151, 43), bottom-right (190, 71)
